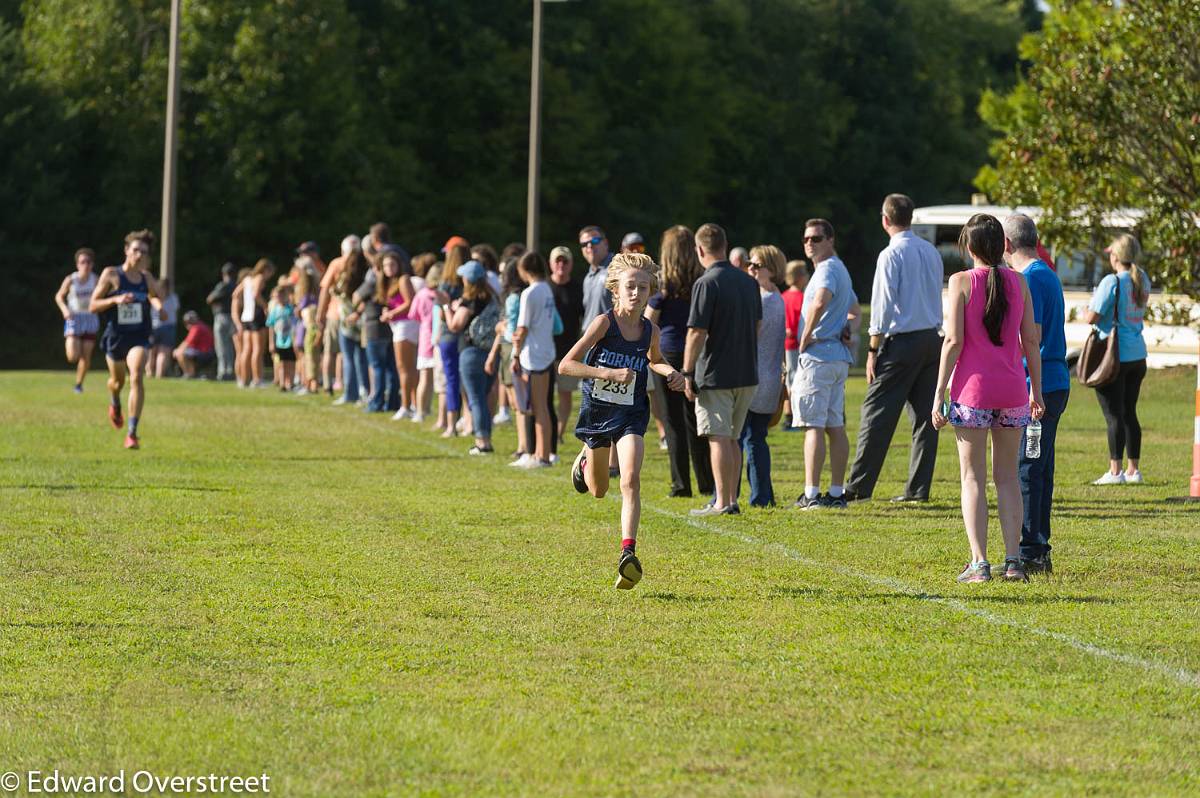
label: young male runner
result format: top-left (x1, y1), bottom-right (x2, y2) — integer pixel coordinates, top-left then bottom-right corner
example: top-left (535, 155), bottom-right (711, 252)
top-left (89, 230), bottom-right (165, 449)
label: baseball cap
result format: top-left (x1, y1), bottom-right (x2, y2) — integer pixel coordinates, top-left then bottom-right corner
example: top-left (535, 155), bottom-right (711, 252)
top-left (443, 235), bottom-right (470, 253)
top-left (456, 259), bottom-right (487, 284)
top-left (621, 232), bottom-right (645, 249)
top-left (183, 310), bottom-right (200, 324)
top-left (549, 245), bottom-right (573, 262)
top-left (296, 241), bottom-right (319, 255)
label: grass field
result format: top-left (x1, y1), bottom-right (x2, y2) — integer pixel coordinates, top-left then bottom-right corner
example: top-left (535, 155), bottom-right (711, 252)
top-left (2, 367), bottom-right (1199, 797)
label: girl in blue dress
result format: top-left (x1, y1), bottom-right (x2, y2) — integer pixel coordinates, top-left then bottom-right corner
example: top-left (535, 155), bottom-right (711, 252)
top-left (559, 253), bottom-right (686, 590)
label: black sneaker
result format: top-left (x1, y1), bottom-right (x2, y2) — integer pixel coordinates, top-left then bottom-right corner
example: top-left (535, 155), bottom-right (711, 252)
top-left (842, 490), bottom-right (870, 504)
top-left (571, 448), bottom-right (588, 494)
top-left (1021, 553), bottom-right (1053, 574)
top-left (794, 494), bottom-right (823, 510)
top-left (821, 493), bottom-right (848, 509)
top-left (615, 548), bottom-right (642, 590)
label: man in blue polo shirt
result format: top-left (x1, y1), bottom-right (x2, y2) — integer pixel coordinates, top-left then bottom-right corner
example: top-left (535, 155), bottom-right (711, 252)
top-left (1003, 214), bottom-right (1069, 574)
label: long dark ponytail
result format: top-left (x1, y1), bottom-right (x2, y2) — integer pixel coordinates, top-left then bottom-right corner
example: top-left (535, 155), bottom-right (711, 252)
top-left (958, 213), bottom-right (1007, 346)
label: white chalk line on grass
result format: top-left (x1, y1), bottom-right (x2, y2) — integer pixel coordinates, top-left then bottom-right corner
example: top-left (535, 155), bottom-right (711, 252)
top-left (303, 395), bottom-right (1200, 690)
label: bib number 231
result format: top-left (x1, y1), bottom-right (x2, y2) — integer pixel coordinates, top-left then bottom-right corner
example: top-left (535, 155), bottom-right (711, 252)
top-left (594, 378), bottom-right (634, 406)
top-left (117, 303), bottom-right (144, 325)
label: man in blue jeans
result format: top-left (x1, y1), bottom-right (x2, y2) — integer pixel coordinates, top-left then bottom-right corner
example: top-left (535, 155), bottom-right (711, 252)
top-left (1004, 214), bottom-right (1069, 573)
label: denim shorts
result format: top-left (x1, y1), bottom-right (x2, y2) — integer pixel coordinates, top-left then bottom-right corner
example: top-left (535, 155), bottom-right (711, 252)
top-left (948, 401), bottom-right (1031, 429)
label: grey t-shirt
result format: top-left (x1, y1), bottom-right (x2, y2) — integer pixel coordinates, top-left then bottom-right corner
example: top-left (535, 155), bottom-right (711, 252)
top-left (750, 290), bottom-right (786, 414)
top-left (581, 253), bottom-right (613, 325)
top-left (687, 260), bottom-right (762, 389)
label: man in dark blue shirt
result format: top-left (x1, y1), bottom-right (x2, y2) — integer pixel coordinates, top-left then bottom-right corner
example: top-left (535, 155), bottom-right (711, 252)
top-left (1004, 213), bottom-right (1069, 574)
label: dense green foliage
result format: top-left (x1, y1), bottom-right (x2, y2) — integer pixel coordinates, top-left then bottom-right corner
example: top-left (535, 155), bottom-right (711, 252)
top-left (3, 367), bottom-right (1200, 794)
top-left (2, 0), bottom-right (1036, 366)
top-left (978, 0), bottom-right (1200, 298)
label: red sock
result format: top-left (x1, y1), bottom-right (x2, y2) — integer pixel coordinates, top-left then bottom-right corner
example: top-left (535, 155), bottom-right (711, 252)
top-left (621, 538), bottom-right (636, 550)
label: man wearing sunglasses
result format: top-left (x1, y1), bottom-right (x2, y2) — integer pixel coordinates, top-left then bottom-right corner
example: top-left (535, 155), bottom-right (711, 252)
top-left (579, 225), bottom-right (613, 326)
top-left (845, 193), bottom-right (944, 504)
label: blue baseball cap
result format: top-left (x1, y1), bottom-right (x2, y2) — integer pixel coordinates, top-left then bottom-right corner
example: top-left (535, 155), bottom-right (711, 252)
top-left (456, 259), bottom-right (487, 284)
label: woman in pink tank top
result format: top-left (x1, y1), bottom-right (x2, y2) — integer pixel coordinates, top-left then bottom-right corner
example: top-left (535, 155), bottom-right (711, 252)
top-left (931, 214), bottom-right (1044, 584)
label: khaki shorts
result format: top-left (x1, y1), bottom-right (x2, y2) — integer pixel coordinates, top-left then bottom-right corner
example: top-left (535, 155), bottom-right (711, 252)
top-left (696, 385), bottom-right (755, 438)
top-left (790, 357), bottom-right (849, 428)
top-left (556, 364), bottom-right (580, 393)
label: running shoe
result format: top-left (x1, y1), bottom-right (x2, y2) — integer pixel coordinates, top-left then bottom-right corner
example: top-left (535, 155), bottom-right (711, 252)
top-left (332, 396), bottom-right (350, 406)
top-left (820, 493), bottom-right (848, 509)
top-left (572, 449), bottom-right (589, 493)
top-left (467, 445), bottom-right (494, 455)
top-left (123, 433), bottom-right (140, 450)
top-left (956, 561), bottom-right (991, 583)
top-left (409, 412), bottom-right (425, 423)
top-left (999, 558), bottom-right (1029, 582)
top-left (1124, 470), bottom-right (1143, 484)
top-left (521, 457), bottom-right (553, 469)
top-left (548, 453), bottom-right (560, 465)
top-left (658, 436), bottom-right (668, 451)
top-left (108, 405), bottom-right (123, 429)
top-left (793, 494), bottom-right (823, 510)
top-left (493, 407), bottom-right (511, 425)
top-left (1092, 471), bottom-right (1125, 485)
top-left (689, 503), bottom-right (739, 517)
top-left (1021, 553), bottom-right (1053, 574)
top-left (73, 383), bottom-right (83, 394)
top-left (391, 408), bottom-right (409, 421)
top-left (509, 453), bottom-right (532, 468)
top-left (615, 548), bottom-right (643, 590)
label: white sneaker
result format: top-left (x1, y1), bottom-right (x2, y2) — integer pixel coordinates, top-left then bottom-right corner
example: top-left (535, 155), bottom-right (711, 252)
top-left (509, 453), bottom-right (532, 468)
top-left (332, 396), bottom-right (349, 406)
top-left (493, 408), bottom-right (512, 425)
top-left (1092, 471), bottom-right (1125, 485)
top-left (409, 412), bottom-right (425, 423)
top-left (1124, 470), bottom-right (1143, 484)
top-left (456, 417), bottom-right (470, 433)
top-left (521, 457), bottom-right (552, 469)
top-left (391, 408), bottom-right (409, 421)
top-left (548, 453), bottom-right (560, 465)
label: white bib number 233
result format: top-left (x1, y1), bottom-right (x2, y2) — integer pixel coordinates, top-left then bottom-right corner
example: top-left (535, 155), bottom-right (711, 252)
top-left (593, 377), bottom-right (635, 406)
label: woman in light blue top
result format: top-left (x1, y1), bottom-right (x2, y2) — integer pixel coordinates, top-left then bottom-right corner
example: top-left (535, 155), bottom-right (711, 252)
top-left (1083, 234), bottom-right (1150, 485)
top-left (738, 244), bottom-right (787, 507)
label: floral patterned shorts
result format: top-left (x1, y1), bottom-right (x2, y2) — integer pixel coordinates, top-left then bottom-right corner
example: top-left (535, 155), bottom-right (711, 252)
top-left (948, 401), bottom-right (1031, 430)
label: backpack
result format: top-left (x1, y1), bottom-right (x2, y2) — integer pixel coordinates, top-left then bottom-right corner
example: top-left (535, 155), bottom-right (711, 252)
top-left (465, 299), bottom-right (500, 351)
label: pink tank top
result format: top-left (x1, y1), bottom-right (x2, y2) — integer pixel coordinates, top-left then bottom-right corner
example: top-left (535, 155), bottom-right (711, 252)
top-left (950, 267), bottom-right (1028, 409)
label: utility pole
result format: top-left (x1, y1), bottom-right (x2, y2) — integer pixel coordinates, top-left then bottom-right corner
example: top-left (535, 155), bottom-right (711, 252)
top-left (160, 0), bottom-right (182, 285)
top-left (525, 0), bottom-right (544, 254)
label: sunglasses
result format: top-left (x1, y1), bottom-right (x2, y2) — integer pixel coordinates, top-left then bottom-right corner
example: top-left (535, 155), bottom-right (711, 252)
top-left (580, 237), bottom-right (604, 248)
top-left (748, 261), bottom-right (763, 270)
top-left (803, 235), bottom-right (827, 244)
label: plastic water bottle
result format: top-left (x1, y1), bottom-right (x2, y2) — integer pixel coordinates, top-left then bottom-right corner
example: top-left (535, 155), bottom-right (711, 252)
top-left (1025, 419), bottom-right (1042, 459)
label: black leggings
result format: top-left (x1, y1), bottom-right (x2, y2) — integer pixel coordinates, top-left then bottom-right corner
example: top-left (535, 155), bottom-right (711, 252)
top-left (1094, 358), bottom-right (1146, 461)
top-left (525, 367), bottom-right (559, 456)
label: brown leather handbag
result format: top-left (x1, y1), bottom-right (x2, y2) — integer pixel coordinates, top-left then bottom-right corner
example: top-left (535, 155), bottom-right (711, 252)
top-left (1077, 281), bottom-right (1120, 388)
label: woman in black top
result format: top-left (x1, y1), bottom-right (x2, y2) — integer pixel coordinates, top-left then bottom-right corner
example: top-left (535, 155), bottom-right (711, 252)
top-left (645, 225), bottom-right (714, 498)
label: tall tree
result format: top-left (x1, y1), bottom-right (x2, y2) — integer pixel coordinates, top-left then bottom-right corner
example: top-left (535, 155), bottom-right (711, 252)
top-left (978, 0), bottom-right (1200, 298)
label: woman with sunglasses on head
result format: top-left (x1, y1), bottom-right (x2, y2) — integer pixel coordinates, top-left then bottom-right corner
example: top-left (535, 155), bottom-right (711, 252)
top-left (738, 245), bottom-right (788, 507)
top-left (90, 229), bottom-right (165, 449)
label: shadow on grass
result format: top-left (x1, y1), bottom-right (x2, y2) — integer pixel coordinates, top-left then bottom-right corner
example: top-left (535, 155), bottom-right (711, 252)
top-left (642, 591), bottom-right (727, 604)
top-left (0, 483), bottom-right (231, 492)
top-left (865, 591), bottom-right (1118, 605)
top-left (252, 454), bottom-right (449, 463)
top-left (769, 586), bottom-right (827, 599)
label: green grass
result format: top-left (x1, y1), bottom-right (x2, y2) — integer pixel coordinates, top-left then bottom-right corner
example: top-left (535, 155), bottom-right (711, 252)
top-left (2, 367), bottom-right (1199, 797)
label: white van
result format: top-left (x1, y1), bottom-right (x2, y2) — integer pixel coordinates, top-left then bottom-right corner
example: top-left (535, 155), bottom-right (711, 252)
top-left (910, 203), bottom-right (1143, 288)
